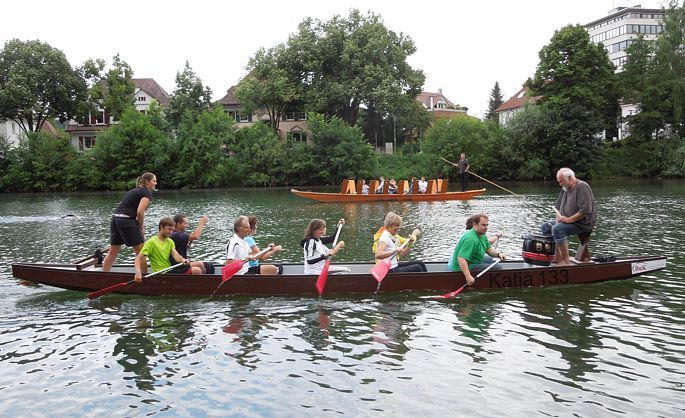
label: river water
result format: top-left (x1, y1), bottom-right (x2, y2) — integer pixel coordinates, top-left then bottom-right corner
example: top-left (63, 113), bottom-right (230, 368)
top-left (0, 180), bottom-right (683, 416)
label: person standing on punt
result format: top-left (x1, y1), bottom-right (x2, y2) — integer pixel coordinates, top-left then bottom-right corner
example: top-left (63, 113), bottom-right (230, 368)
top-left (374, 212), bottom-right (427, 273)
top-left (102, 172), bottom-right (157, 272)
top-left (457, 152), bottom-right (470, 191)
top-left (450, 213), bottom-right (506, 285)
top-left (301, 218), bottom-right (346, 275)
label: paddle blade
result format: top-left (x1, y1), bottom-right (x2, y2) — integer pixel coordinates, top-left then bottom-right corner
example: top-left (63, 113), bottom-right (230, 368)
top-left (370, 259), bottom-right (391, 283)
top-left (315, 259), bottom-right (331, 296)
top-left (87, 280), bottom-right (133, 299)
top-left (438, 284), bottom-right (467, 299)
top-left (222, 260), bottom-right (244, 282)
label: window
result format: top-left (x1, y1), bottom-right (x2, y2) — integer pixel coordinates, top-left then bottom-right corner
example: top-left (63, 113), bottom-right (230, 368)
top-left (95, 110), bottom-right (105, 125)
top-left (138, 96), bottom-right (147, 102)
top-left (288, 131), bottom-right (307, 142)
top-left (78, 136), bottom-right (96, 151)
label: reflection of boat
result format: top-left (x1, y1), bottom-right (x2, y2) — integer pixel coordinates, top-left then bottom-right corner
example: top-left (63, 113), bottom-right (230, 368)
top-left (11, 255), bottom-right (666, 297)
top-left (291, 188), bottom-right (486, 203)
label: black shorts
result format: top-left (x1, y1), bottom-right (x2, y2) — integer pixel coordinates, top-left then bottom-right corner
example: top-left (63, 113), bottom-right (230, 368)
top-left (169, 264), bottom-right (193, 274)
top-left (246, 265), bottom-right (261, 275)
top-left (110, 217), bottom-right (144, 247)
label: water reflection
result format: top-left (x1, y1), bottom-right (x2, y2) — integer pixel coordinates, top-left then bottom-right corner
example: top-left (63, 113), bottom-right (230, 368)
top-left (1, 180), bottom-right (683, 416)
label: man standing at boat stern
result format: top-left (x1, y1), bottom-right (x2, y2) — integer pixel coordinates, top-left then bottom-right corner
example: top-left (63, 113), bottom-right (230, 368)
top-left (457, 152), bottom-right (470, 191)
top-left (541, 167), bottom-right (597, 265)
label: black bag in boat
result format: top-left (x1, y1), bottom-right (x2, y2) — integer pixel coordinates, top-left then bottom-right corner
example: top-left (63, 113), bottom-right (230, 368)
top-left (522, 233), bottom-right (555, 266)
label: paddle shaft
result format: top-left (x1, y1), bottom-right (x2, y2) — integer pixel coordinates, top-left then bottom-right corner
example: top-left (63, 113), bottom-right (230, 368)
top-left (443, 259), bottom-right (501, 298)
top-left (440, 157), bottom-right (518, 196)
top-left (88, 262), bottom-right (184, 299)
top-left (316, 222), bottom-right (344, 296)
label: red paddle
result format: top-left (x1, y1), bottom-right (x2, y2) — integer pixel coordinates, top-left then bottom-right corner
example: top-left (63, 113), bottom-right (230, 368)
top-left (88, 262), bottom-right (183, 299)
top-left (437, 259), bottom-right (500, 299)
top-left (221, 245), bottom-right (274, 282)
top-left (315, 221), bottom-right (344, 296)
top-left (370, 230), bottom-right (419, 283)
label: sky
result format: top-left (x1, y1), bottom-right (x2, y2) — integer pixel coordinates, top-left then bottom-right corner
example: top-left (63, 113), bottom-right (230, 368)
top-left (2, 0), bottom-right (667, 119)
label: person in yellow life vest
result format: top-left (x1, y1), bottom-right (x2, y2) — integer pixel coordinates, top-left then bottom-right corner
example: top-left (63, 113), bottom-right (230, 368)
top-left (372, 227), bottom-right (409, 260)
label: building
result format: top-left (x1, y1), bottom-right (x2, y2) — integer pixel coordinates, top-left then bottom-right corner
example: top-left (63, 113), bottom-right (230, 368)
top-left (494, 86), bottom-right (541, 126)
top-left (585, 4), bottom-right (665, 139)
top-left (217, 85), bottom-right (308, 143)
top-left (416, 88), bottom-right (468, 119)
top-left (65, 78), bottom-right (170, 152)
top-left (0, 119), bottom-right (60, 148)
top-left (584, 4), bottom-right (664, 70)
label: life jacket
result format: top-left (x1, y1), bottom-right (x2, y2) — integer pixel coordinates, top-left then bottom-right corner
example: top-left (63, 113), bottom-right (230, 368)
top-left (372, 227), bottom-right (408, 261)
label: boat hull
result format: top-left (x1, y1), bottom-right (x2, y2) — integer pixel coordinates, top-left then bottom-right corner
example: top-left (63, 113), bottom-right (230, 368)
top-left (291, 188), bottom-right (486, 202)
top-left (11, 256), bottom-right (667, 297)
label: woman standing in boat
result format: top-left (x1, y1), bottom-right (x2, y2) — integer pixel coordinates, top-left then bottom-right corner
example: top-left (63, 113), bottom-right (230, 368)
top-left (375, 212), bottom-right (427, 273)
top-left (301, 218), bottom-right (345, 274)
top-left (102, 172), bottom-right (157, 272)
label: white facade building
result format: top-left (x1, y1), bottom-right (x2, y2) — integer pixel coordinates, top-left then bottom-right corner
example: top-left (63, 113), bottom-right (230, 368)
top-left (0, 119), bottom-right (23, 148)
top-left (585, 4), bottom-right (664, 139)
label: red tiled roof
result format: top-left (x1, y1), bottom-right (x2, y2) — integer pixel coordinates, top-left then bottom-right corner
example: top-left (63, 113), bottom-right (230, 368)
top-left (495, 86), bottom-right (541, 112)
top-left (134, 78), bottom-right (170, 107)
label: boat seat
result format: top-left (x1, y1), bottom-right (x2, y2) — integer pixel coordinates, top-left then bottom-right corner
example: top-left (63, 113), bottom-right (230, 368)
top-left (575, 231), bottom-right (592, 262)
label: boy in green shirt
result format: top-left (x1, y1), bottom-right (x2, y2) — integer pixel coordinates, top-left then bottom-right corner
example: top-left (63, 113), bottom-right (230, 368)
top-left (134, 217), bottom-right (197, 282)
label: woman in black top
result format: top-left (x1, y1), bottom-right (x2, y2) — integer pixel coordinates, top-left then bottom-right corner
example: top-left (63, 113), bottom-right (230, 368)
top-left (102, 172), bottom-right (157, 272)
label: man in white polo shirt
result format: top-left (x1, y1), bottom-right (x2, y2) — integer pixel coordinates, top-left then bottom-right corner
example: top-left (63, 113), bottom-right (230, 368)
top-left (224, 215), bottom-right (254, 275)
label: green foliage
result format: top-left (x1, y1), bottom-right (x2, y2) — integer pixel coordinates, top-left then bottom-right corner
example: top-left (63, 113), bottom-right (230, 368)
top-left (486, 81), bottom-right (504, 122)
top-left (594, 134), bottom-right (685, 177)
top-left (166, 61), bottom-right (213, 130)
top-left (620, 1), bottom-right (685, 140)
top-left (235, 45), bottom-right (301, 133)
top-left (288, 9), bottom-right (425, 143)
top-left (0, 131), bottom-right (83, 192)
top-left (421, 116), bottom-right (504, 179)
top-left (91, 108), bottom-right (171, 189)
top-left (233, 122), bottom-right (289, 186)
top-left (307, 113), bottom-right (378, 183)
top-left (172, 107), bottom-right (236, 188)
top-left (531, 25), bottom-right (619, 135)
top-left (0, 39), bottom-right (86, 134)
top-left (81, 54), bottom-right (136, 121)
top-left (376, 152), bottom-right (432, 180)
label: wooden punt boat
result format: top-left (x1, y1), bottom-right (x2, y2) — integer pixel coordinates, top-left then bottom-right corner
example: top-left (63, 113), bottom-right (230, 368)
top-left (11, 255), bottom-right (666, 297)
top-left (291, 188), bottom-right (487, 203)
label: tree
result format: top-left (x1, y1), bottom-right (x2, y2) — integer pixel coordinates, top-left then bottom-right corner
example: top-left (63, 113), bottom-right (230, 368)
top-left (172, 107), bottom-right (236, 188)
top-left (289, 10), bottom-right (425, 141)
top-left (421, 116), bottom-right (503, 179)
top-left (91, 107), bottom-right (171, 189)
top-left (307, 113), bottom-right (378, 183)
top-left (485, 81), bottom-right (504, 122)
top-left (235, 45), bottom-right (302, 133)
top-left (0, 39), bottom-right (86, 135)
top-left (166, 61), bottom-right (213, 129)
top-left (621, 1), bottom-right (685, 139)
top-left (531, 25), bottom-right (619, 130)
top-left (81, 54), bottom-right (136, 122)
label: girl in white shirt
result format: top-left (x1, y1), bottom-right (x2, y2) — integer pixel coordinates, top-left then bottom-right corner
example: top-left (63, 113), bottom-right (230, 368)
top-left (301, 218), bottom-right (345, 274)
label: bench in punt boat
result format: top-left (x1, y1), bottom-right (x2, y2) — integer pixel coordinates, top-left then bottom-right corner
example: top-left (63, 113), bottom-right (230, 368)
top-left (11, 256), bottom-right (666, 297)
top-left (291, 188), bottom-right (486, 202)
